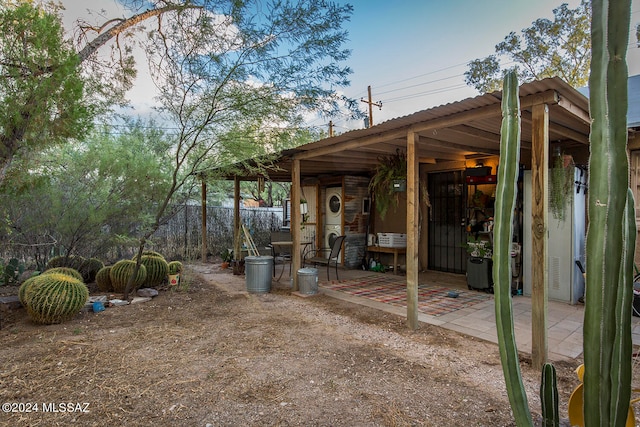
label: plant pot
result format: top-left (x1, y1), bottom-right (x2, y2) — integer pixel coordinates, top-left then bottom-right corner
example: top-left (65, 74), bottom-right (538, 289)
top-left (221, 262), bottom-right (229, 269)
top-left (168, 273), bottom-right (180, 286)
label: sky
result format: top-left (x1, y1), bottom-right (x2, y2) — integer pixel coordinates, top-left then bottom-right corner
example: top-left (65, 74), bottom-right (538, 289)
top-left (60, 0), bottom-right (640, 132)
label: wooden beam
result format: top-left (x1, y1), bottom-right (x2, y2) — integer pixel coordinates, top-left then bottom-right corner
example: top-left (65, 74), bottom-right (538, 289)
top-left (557, 95), bottom-right (591, 125)
top-left (296, 90), bottom-right (561, 161)
top-left (291, 158), bottom-right (302, 291)
top-left (201, 180), bottom-right (207, 262)
top-left (531, 103), bottom-right (549, 369)
top-left (407, 131), bottom-right (420, 330)
top-left (233, 176), bottom-right (241, 259)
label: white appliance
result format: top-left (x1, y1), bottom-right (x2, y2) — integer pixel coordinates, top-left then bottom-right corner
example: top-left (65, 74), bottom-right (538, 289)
top-left (522, 169), bottom-right (587, 304)
top-left (324, 224), bottom-right (342, 257)
top-left (325, 187), bottom-right (342, 225)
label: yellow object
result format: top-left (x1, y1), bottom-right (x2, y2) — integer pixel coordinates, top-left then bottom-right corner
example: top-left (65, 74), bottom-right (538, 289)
top-left (568, 364), bottom-right (637, 426)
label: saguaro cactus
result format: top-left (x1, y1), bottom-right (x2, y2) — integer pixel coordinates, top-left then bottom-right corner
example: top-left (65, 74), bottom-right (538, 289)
top-left (583, 0), bottom-right (635, 425)
top-left (493, 70), bottom-right (532, 425)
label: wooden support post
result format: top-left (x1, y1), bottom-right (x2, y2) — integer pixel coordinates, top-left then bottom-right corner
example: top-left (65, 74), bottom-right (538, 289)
top-left (531, 103), bottom-right (549, 368)
top-left (233, 176), bottom-right (241, 258)
top-left (291, 159), bottom-right (301, 291)
top-left (201, 180), bottom-right (207, 262)
top-left (407, 131), bottom-right (420, 330)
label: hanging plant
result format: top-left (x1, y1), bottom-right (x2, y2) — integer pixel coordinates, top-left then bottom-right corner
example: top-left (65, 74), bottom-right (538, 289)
top-left (369, 149), bottom-right (407, 219)
top-left (549, 150), bottom-right (574, 221)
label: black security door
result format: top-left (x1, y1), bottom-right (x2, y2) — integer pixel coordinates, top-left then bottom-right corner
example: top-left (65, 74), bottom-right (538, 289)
top-left (428, 171), bottom-right (467, 273)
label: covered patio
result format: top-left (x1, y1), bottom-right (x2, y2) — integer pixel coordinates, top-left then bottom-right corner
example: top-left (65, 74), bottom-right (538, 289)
top-left (223, 77), bottom-right (593, 367)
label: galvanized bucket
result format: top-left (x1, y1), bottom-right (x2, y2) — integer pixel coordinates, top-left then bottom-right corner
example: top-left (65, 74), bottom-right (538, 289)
top-left (245, 256), bottom-right (273, 293)
top-left (297, 268), bottom-right (318, 295)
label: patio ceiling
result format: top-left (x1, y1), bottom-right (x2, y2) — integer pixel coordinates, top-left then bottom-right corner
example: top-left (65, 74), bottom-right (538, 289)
top-left (232, 77), bottom-right (590, 182)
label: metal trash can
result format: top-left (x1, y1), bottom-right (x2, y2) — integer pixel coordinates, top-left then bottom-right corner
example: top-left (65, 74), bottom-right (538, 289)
top-left (245, 256), bottom-right (273, 293)
top-left (298, 268), bottom-right (318, 295)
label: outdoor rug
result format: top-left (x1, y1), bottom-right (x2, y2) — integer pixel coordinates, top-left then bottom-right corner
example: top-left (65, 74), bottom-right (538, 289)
top-left (321, 274), bottom-right (492, 317)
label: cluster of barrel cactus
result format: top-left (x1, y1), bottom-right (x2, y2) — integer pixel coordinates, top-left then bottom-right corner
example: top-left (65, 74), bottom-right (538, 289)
top-left (109, 259), bottom-right (147, 293)
top-left (133, 253), bottom-right (169, 288)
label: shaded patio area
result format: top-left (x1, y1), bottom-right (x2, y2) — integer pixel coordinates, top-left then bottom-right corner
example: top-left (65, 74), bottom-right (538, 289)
top-left (273, 264), bottom-right (640, 362)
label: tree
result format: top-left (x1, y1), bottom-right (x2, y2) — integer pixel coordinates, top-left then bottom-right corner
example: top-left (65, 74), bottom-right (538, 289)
top-left (0, 2), bottom-right (93, 185)
top-left (465, 0), bottom-right (591, 93)
top-left (114, 0), bottom-right (357, 298)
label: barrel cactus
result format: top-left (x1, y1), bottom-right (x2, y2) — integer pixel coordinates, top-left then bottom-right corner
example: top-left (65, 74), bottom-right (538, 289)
top-left (133, 251), bottom-right (165, 261)
top-left (18, 275), bottom-right (38, 306)
top-left (139, 255), bottom-right (169, 288)
top-left (168, 261), bottom-right (183, 275)
top-left (109, 260), bottom-right (147, 293)
top-left (95, 266), bottom-right (113, 292)
top-left (23, 273), bottom-right (89, 324)
top-left (43, 267), bottom-right (83, 282)
top-left (46, 255), bottom-right (85, 271)
top-left (79, 258), bottom-right (104, 283)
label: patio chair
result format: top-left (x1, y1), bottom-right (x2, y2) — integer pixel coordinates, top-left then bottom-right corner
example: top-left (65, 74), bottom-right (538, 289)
top-left (268, 230), bottom-right (292, 279)
top-left (304, 235), bottom-right (346, 281)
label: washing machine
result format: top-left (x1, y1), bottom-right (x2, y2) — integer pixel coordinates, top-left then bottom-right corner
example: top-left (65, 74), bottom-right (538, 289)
top-left (325, 187), bottom-right (342, 225)
top-left (324, 224), bottom-right (342, 256)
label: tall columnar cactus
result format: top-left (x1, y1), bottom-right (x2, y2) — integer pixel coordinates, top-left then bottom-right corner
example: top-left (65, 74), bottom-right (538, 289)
top-left (109, 260), bottom-right (147, 293)
top-left (95, 266), bottom-right (113, 292)
top-left (540, 363), bottom-right (559, 427)
top-left (492, 70), bottom-right (532, 426)
top-left (139, 255), bottom-right (169, 288)
top-left (23, 273), bottom-right (89, 324)
top-left (43, 267), bottom-right (84, 282)
top-left (583, 1), bottom-right (635, 424)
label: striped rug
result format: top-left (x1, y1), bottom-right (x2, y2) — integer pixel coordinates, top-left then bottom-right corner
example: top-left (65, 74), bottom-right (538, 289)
top-left (321, 274), bottom-right (492, 317)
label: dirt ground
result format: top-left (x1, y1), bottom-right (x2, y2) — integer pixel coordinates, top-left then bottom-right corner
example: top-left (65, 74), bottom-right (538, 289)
top-left (0, 262), bottom-right (597, 426)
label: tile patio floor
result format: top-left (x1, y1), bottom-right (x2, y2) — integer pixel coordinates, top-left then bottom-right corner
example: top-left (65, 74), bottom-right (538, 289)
top-left (281, 265), bottom-right (640, 362)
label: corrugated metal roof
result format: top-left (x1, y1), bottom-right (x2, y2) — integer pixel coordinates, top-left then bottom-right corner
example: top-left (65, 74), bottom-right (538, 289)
top-left (225, 77), bottom-right (592, 182)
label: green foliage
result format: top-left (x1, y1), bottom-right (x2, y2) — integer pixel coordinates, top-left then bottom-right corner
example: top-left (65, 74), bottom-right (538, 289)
top-left (549, 152), bottom-right (574, 221)
top-left (109, 260), bottom-right (147, 293)
top-left (465, 0), bottom-right (591, 92)
top-left (368, 149), bottom-right (407, 219)
top-left (221, 249), bottom-right (233, 263)
top-left (79, 258), bottom-right (104, 283)
top-left (95, 266), bottom-right (113, 292)
top-left (1, 257), bottom-right (24, 285)
top-left (139, 255), bottom-right (169, 288)
top-left (168, 261), bottom-right (183, 275)
top-left (23, 273), bottom-right (89, 325)
top-left (42, 267), bottom-right (83, 282)
top-left (0, 2), bottom-right (92, 184)
top-left (583, 0), bottom-right (635, 424)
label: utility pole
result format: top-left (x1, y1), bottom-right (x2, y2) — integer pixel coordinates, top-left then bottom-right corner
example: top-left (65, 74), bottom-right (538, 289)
top-left (360, 85), bottom-right (382, 127)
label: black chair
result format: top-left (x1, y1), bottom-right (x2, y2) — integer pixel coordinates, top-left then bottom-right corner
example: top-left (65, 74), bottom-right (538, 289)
top-left (304, 235), bottom-right (346, 281)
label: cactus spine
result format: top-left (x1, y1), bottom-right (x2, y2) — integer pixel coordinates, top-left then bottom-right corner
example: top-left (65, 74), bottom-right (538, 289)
top-left (109, 260), bottom-right (147, 293)
top-left (140, 255), bottom-right (169, 288)
top-left (43, 267), bottom-right (83, 282)
top-left (540, 363), bottom-right (559, 427)
top-left (18, 275), bottom-right (37, 306)
top-left (168, 261), bottom-right (183, 275)
top-left (95, 266), bottom-right (113, 292)
top-left (23, 273), bottom-right (89, 324)
top-left (493, 70), bottom-right (532, 426)
top-left (583, 0), bottom-right (635, 425)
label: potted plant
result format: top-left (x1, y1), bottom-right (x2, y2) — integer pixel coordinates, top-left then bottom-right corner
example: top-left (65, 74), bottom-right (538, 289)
top-left (465, 236), bottom-right (493, 259)
top-left (369, 149), bottom-right (407, 219)
top-left (167, 261), bottom-right (183, 286)
top-left (221, 249), bottom-right (233, 269)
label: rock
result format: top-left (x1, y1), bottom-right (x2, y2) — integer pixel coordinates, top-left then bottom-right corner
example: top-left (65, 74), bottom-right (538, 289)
top-left (130, 297), bottom-right (152, 304)
top-left (137, 288), bottom-right (159, 298)
top-left (0, 295), bottom-right (22, 311)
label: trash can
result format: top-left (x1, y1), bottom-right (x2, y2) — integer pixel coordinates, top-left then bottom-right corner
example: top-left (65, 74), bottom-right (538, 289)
top-left (245, 256), bottom-right (273, 293)
top-left (298, 268), bottom-right (318, 295)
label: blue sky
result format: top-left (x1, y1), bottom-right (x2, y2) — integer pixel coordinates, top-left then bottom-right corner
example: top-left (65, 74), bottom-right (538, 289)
top-left (60, 0), bottom-right (640, 130)
top-left (331, 0), bottom-right (640, 130)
